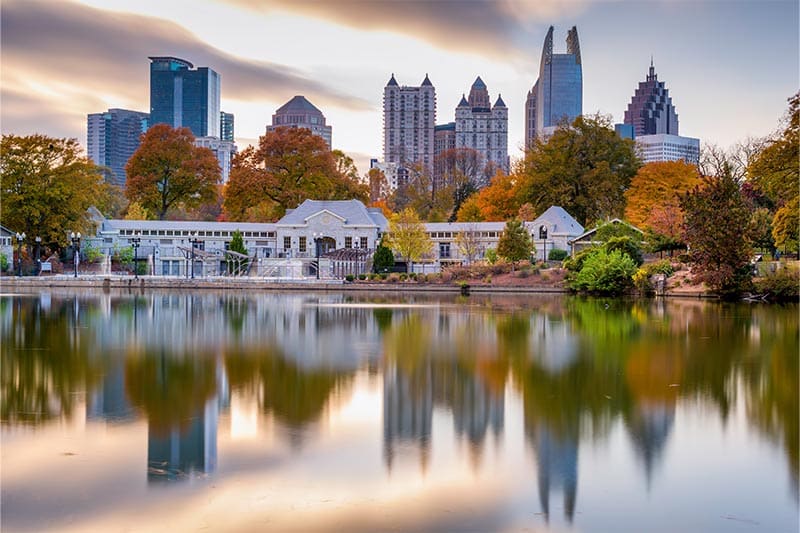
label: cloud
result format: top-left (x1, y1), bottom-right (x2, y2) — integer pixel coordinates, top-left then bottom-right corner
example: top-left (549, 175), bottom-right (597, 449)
top-left (221, 0), bottom-right (592, 61)
top-left (0, 0), bottom-right (372, 139)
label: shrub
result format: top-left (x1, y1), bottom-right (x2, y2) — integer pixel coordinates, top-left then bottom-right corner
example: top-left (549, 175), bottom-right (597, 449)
top-left (569, 249), bottom-right (638, 294)
top-left (563, 247), bottom-right (597, 273)
top-left (345, 274), bottom-right (355, 282)
top-left (517, 269), bottom-right (530, 278)
top-left (84, 244), bottom-right (104, 263)
top-left (399, 273), bottom-right (408, 281)
top-left (548, 249), bottom-right (569, 262)
top-left (484, 274), bottom-right (492, 284)
top-left (379, 273), bottom-right (388, 280)
top-left (541, 272), bottom-right (551, 282)
top-left (485, 248), bottom-right (498, 265)
top-left (0, 253), bottom-right (8, 272)
top-left (358, 273), bottom-right (367, 280)
top-left (603, 236), bottom-right (644, 266)
top-left (753, 268), bottom-right (799, 301)
top-left (388, 273), bottom-right (399, 283)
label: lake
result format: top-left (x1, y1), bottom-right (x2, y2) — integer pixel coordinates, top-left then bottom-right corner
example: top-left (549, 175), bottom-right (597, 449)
top-left (1, 290), bottom-right (797, 532)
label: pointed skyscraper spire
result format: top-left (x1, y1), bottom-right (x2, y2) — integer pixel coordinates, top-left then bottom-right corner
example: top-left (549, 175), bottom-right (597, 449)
top-left (647, 58), bottom-right (657, 82)
top-left (493, 93), bottom-right (507, 108)
top-left (457, 93), bottom-right (469, 108)
top-left (421, 73), bottom-right (433, 86)
top-left (387, 73), bottom-right (398, 87)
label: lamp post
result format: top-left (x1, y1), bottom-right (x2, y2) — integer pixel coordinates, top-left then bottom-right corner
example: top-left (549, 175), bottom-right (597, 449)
top-left (34, 236), bottom-right (42, 275)
top-left (189, 234), bottom-right (201, 279)
top-left (70, 232), bottom-right (81, 277)
top-left (538, 225), bottom-right (548, 263)
top-left (312, 232), bottom-right (322, 280)
top-left (130, 233), bottom-right (141, 279)
top-left (15, 232), bottom-right (25, 277)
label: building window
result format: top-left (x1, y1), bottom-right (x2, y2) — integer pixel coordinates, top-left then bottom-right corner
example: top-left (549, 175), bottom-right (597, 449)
top-left (360, 237), bottom-right (368, 249)
top-left (283, 236), bottom-right (290, 250)
top-left (439, 242), bottom-right (451, 259)
top-left (345, 236), bottom-right (352, 248)
top-left (299, 236), bottom-right (307, 253)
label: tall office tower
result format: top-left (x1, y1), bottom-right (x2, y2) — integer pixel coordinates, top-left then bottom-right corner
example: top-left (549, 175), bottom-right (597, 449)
top-left (524, 26), bottom-right (583, 145)
top-left (455, 77), bottom-right (509, 176)
top-left (383, 74), bottom-right (436, 181)
top-left (624, 60), bottom-right (679, 136)
top-left (220, 112), bottom-right (235, 142)
top-left (266, 95), bottom-right (332, 148)
top-left (149, 56), bottom-right (221, 138)
top-left (87, 108), bottom-right (149, 187)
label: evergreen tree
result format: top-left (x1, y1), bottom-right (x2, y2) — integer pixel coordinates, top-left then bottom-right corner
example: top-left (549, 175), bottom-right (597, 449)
top-left (227, 230), bottom-right (249, 275)
top-left (372, 239), bottom-right (395, 273)
top-left (497, 219), bottom-right (532, 271)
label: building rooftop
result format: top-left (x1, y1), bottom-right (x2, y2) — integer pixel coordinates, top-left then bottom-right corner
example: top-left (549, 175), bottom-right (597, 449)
top-left (275, 95), bottom-right (323, 115)
top-left (277, 200), bottom-right (388, 231)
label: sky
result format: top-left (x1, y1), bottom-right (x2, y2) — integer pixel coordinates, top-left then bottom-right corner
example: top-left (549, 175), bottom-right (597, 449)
top-left (2, 0), bottom-right (798, 174)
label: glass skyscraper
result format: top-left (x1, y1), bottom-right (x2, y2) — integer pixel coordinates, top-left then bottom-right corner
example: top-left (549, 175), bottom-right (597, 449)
top-left (525, 26), bottom-right (583, 145)
top-left (149, 56), bottom-right (220, 138)
top-left (87, 108), bottom-right (149, 187)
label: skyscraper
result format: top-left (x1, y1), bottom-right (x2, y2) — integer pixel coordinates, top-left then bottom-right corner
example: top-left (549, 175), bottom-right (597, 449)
top-left (455, 77), bottom-right (509, 175)
top-left (87, 108), bottom-right (149, 187)
top-left (149, 56), bottom-right (220, 138)
top-left (266, 95), bottom-right (332, 148)
top-left (383, 74), bottom-right (436, 180)
top-left (525, 26), bottom-right (583, 145)
top-left (624, 60), bottom-right (679, 136)
top-left (220, 111), bottom-right (235, 142)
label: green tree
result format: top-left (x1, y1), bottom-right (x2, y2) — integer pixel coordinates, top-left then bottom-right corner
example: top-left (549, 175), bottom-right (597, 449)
top-left (0, 134), bottom-right (118, 253)
top-left (681, 168), bottom-right (753, 296)
top-left (385, 208), bottom-right (433, 273)
top-left (372, 239), bottom-right (395, 272)
top-left (497, 219), bottom-right (532, 271)
top-left (750, 207), bottom-right (775, 253)
top-left (569, 248), bottom-right (638, 294)
top-left (227, 229), bottom-right (249, 274)
top-left (772, 197), bottom-right (799, 253)
top-left (125, 124), bottom-right (220, 220)
top-left (603, 236), bottom-right (644, 267)
top-left (223, 127), bottom-right (368, 222)
top-left (517, 114), bottom-right (640, 225)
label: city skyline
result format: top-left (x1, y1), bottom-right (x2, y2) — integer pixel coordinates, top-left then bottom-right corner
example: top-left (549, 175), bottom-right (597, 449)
top-left (2, 0), bottom-right (797, 174)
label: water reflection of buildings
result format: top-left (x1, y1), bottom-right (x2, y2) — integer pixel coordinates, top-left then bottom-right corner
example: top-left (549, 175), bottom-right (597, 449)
top-left (626, 403), bottom-right (676, 488)
top-left (86, 363), bottom-right (135, 422)
top-left (383, 359), bottom-right (504, 472)
top-left (529, 426), bottom-right (578, 523)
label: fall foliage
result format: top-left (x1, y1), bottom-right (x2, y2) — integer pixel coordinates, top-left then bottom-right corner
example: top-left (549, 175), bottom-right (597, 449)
top-left (125, 124), bottom-right (220, 220)
top-left (223, 127), bottom-right (368, 222)
top-left (456, 170), bottom-right (520, 222)
top-left (385, 208), bottom-right (433, 272)
top-left (516, 114), bottom-right (640, 226)
top-left (0, 134), bottom-right (119, 252)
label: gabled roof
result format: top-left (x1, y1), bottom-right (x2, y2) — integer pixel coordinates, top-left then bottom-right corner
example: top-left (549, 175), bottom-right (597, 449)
top-left (277, 200), bottom-right (387, 230)
top-left (276, 95), bottom-right (322, 115)
top-left (568, 218), bottom-right (643, 244)
top-left (529, 206), bottom-right (584, 236)
top-left (472, 76), bottom-right (486, 89)
top-left (493, 94), bottom-right (507, 108)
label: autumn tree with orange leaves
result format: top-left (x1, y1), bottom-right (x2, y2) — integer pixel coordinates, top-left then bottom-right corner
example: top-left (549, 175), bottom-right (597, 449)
top-left (223, 127), bottom-right (368, 222)
top-left (125, 124), bottom-right (220, 220)
top-left (456, 170), bottom-right (520, 222)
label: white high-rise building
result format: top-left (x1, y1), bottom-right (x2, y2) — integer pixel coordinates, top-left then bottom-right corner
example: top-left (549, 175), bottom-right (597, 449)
top-left (194, 137), bottom-right (237, 184)
top-left (383, 74), bottom-right (436, 183)
top-left (455, 77), bottom-right (509, 177)
top-left (635, 134), bottom-right (700, 165)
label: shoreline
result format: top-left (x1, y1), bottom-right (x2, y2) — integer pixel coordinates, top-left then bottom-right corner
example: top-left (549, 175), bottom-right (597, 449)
top-left (0, 275), bottom-right (720, 299)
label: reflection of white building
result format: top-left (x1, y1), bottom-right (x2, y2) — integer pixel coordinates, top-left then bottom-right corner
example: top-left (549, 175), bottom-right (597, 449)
top-left (89, 199), bottom-right (582, 277)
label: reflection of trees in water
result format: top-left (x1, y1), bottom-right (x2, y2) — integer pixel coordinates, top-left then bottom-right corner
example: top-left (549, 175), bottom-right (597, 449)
top-left (125, 349), bottom-right (218, 436)
top-left (1, 296), bottom-right (102, 424)
top-left (224, 347), bottom-right (354, 434)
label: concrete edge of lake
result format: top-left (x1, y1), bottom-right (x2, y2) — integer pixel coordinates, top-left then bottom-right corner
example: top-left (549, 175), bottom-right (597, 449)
top-left (0, 275), bottom-right (722, 298)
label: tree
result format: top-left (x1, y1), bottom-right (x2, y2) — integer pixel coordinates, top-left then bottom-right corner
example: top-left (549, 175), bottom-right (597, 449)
top-left (497, 219), bottom-right (532, 271)
top-left (455, 195), bottom-right (485, 222)
top-left (227, 229), bottom-right (249, 274)
top-left (372, 239), bottom-right (395, 272)
top-left (517, 114), bottom-right (640, 226)
top-left (223, 127), bottom-right (368, 221)
top-left (385, 208), bottom-right (433, 273)
top-left (124, 201), bottom-right (151, 220)
top-left (0, 134), bottom-right (118, 253)
top-left (390, 163), bottom-right (455, 222)
top-left (772, 197), bottom-right (799, 253)
top-left (749, 207), bottom-right (775, 253)
top-left (624, 161), bottom-right (700, 229)
top-left (569, 248), bottom-right (638, 295)
top-left (368, 167), bottom-right (390, 203)
top-left (454, 224), bottom-right (483, 265)
top-left (460, 170), bottom-right (520, 222)
top-left (517, 203), bottom-right (536, 221)
top-left (681, 169), bottom-right (753, 296)
top-left (126, 124), bottom-right (220, 220)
